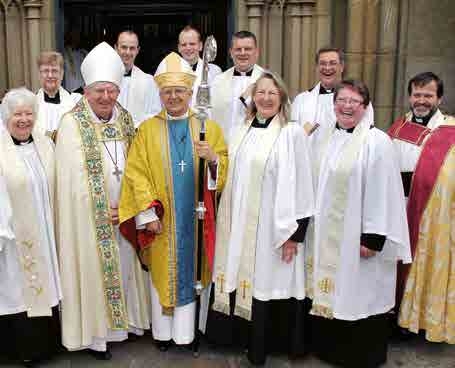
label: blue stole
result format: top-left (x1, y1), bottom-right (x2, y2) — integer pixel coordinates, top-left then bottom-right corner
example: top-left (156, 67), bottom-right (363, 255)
top-left (167, 118), bottom-right (196, 306)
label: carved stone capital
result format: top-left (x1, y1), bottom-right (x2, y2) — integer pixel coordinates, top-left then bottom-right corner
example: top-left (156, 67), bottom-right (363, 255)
top-left (23, 0), bottom-right (43, 8)
top-left (245, 0), bottom-right (266, 18)
top-left (245, 0), bottom-right (266, 6)
top-left (286, 0), bottom-right (315, 17)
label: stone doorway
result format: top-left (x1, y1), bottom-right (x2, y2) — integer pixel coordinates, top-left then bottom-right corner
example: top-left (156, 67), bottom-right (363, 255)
top-left (62, 0), bottom-right (231, 75)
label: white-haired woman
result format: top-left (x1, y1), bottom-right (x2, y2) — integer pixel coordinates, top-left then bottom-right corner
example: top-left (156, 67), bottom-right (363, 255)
top-left (0, 87), bottom-right (62, 367)
top-left (208, 71), bottom-right (315, 365)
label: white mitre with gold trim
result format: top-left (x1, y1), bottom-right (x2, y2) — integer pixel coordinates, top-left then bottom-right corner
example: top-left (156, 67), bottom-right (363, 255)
top-left (81, 41), bottom-right (125, 88)
top-left (154, 52), bottom-right (196, 90)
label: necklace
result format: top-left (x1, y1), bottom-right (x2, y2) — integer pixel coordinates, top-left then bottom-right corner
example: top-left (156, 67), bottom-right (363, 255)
top-left (168, 121), bottom-right (190, 174)
top-left (102, 141), bottom-right (123, 181)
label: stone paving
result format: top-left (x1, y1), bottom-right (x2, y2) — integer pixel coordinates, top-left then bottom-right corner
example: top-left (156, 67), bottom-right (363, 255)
top-left (2, 332), bottom-right (455, 368)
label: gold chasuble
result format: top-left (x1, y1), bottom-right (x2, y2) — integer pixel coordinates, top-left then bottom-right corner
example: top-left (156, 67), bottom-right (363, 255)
top-left (119, 110), bottom-right (228, 311)
top-left (399, 122), bottom-right (455, 343)
top-left (56, 97), bottom-right (137, 350)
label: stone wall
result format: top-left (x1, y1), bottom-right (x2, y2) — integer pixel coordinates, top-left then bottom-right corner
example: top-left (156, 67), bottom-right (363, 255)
top-left (0, 0), bottom-right (55, 97)
top-left (235, 0), bottom-right (455, 129)
top-left (1, 0), bottom-right (454, 128)
top-left (395, 0), bottom-right (455, 119)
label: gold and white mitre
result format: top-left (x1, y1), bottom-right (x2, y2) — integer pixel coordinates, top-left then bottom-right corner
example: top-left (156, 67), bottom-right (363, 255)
top-left (81, 41), bottom-right (125, 88)
top-left (154, 52), bottom-right (196, 90)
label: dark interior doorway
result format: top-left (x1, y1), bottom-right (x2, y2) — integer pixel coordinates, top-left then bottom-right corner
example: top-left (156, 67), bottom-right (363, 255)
top-left (63, 0), bottom-right (231, 75)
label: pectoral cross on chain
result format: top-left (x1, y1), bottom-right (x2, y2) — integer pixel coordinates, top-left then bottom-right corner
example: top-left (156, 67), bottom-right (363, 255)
top-left (240, 280), bottom-right (250, 299)
top-left (178, 160), bottom-right (187, 173)
top-left (113, 166), bottom-right (123, 181)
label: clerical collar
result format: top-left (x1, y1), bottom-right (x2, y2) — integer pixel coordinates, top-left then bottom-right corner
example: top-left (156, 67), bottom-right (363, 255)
top-left (251, 114), bottom-right (274, 128)
top-left (191, 62), bottom-right (198, 72)
top-left (88, 103), bottom-right (118, 125)
top-left (166, 111), bottom-right (189, 120)
top-left (411, 109), bottom-right (435, 126)
top-left (233, 67), bottom-right (254, 77)
top-left (319, 85), bottom-right (334, 95)
top-left (11, 135), bottom-right (33, 145)
top-left (124, 68), bottom-right (132, 77)
top-left (44, 91), bottom-right (61, 104)
top-left (335, 122), bottom-right (354, 133)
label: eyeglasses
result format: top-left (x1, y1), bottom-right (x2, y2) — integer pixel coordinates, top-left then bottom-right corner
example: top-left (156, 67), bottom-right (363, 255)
top-left (335, 98), bottom-right (363, 107)
top-left (39, 68), bottom-right (61, 76)
top-left (318, 61), bottom-right (340, 68)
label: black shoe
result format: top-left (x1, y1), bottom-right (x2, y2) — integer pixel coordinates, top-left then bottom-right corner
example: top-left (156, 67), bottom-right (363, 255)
top-left (88, 349), bottom-right (112, 360)
top-left (156, 340), bottom-right (171, 352)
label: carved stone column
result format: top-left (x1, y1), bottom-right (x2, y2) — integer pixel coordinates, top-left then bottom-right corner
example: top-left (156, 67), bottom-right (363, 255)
top-left (374, 0), bottom-right (399, 130)
top-left (266, 0), bottom-right (285, 75)
top-left (300, 1), bottom-right (315, 90)
top-left (345, 0), bottom-right (365, 79)
top-left (24, 0), bottom-right (43, 91)
top-left (362, 0), bottom-right (379, 99)
top-left (245, 0), bottom-right (265, 64)
top-left (285, 0), bottom-right (315, 97)
top-left (313, 0), bottom-right (331, 81)
top-left (286, 1), bottom-right (303, 97)
top-left (314, 0), bottom-right (331, 53)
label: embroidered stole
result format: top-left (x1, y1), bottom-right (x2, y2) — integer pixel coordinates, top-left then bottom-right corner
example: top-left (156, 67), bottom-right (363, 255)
top-left (0, 131), bottom-right (54, 317)
top-left (311, 120), bottom-right (370, 319)
top-left (71, 98), bottom-right (134, 329)
top-left (213, 115), bottom-right (281, 320)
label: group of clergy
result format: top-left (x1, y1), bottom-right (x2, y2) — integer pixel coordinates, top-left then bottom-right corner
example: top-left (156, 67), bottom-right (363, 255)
top-left (0, 25), bottom-right (454, 368)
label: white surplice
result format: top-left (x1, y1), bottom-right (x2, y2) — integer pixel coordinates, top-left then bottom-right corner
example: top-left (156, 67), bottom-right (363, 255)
top-left (211, 65), bottom-right (264, 143)
top-left (291, 83), bottom-right (336, 188)
top-left (0, 139), bottom-right (62, 316)
top-left (314, 126), bottom-right (411, 321)
top-left (34, 87), bottom-right (81, 137)
top-left (118, 65), bottom-right (162, 128)
top-left (217, 121), bottom-right (314, 301)
top-left (190, 58), bottom-right (222, 107)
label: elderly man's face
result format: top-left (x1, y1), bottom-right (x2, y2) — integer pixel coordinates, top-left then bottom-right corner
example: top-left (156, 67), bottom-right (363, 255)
top-left (115, 33), bottom-right (140, 72)
top-left (409, 80), bottom-right (441, 118)
top-left (178, 30), bottom-right (202, 65)
top-left (8, 105), bottom-right (35, 141)
top-left (84, 82), bottom-right (120, 120)
top-left (39, 62), bottom-right (63, 95)
top-left (318, 51), bottom-right (344, 89)
top-left (160, 86), bottom-right (192, 117)
top-left (230, 37), bottom-right (259, 72)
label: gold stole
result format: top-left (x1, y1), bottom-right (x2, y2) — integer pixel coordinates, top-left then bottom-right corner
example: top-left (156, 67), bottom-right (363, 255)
top-left (0, 131), bottom-right (55, 317)
top-left (213, 115), bottom-right (281, 320)
top-left (72, 97), bottom-right (134, 329)
top-left (311, 121), bottom-right (370, 319)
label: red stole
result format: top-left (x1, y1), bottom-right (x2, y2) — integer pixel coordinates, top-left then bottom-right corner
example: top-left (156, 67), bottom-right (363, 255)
top-left (407, 125), bottom-right (455, 257)
top-left (388, 116), bottom-right (431, 146)
top-left (396, 125), bottom-right (455, 305)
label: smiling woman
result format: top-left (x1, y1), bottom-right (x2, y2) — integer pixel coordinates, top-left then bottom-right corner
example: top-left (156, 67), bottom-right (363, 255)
top-left (2, 88), bottom-right (37, 142)
top-left (0, 87), bottom-right (62, 366)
